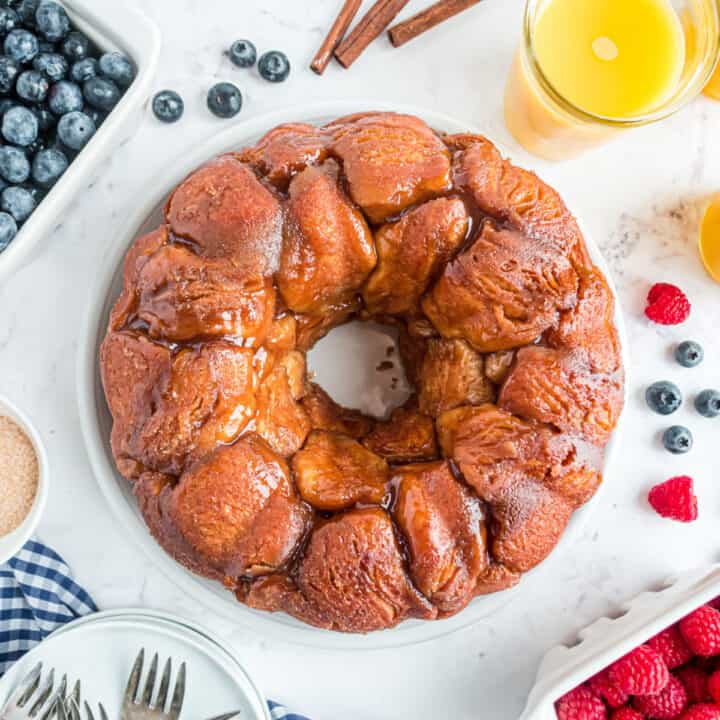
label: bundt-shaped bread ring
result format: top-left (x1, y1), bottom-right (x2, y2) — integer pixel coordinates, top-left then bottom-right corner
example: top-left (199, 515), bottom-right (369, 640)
top-left (100, 112), bottom-right (624, 634)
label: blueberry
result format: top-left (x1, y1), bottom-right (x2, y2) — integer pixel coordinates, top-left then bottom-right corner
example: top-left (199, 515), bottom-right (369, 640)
top-left (56, 109), bottom-right (93, 149)
top-left (0, 98), bottom-right (14, 115)
top-left (31, 144), bottom-right (65, 185)
top-left (695, 389), bottom-right (720, 418)
top-left (675, 340), bottom-right (704, 368)
top-left (35, 0), bottom-right (68, 41)
top-left (82, 104), bottom-right (103, 126)
top-left (4, 28), bottom-right (38, 64)
top-left (16, 68), bottom-right (47, 102)
top-left (98, 51), bottom-right (134, 88)
top-left (662, 425), bottom-right (693, 454)
top-left (645, 380), bottom-right (682, 416)
top-left (151, 89), bottom-right (183, 123)
top-left (2, 105), bottom-right (37, 145)
top-left (47, 79), bottom-right (81, 114)
top-left (0, 145), bottom-right (29, 182)
top-left (1, 183), bottom-right (33, 221)
top-left (258, 50), bottom-right (290, 83)
top-left (0, 6), bottom-right (19, 34)
top-left (207, 82), bottom-right (242, 118)
top-left (61, 30), bottom-right (90, 62)
top-left (0, 210), bottom-right (17, 250)
top-left (83, 76), bottom-right (119, 111)
top-left (16, 0), bottom-right (38, 27)
top-left (33, 51), bottom-right (67, 81)
top-left (0, 56), bottom-right (18, 93)
top-left (31, 105), bottom-right (54, 131)
top-left (228, 39), bottom-right (256, 68)
top-left (70, 57), bottom-right (97, 83)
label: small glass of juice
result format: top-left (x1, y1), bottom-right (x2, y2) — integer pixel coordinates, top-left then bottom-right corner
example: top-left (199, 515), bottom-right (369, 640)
top-left (505, 0), bottom-right (720, 160)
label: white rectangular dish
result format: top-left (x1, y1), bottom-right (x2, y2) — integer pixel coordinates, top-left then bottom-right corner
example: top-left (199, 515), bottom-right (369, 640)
top-left (521, 565), bottom-right (720, 720)
top-left (0, 0), bottom-right (161, 284)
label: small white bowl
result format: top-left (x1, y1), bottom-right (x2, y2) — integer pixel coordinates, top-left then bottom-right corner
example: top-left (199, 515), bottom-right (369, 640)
top-left (0, 0), bottom-right (161, 283)
top-left (521, 565), bottom-right (720, 720)
top-left (0, 394), bottom-right (49, 565)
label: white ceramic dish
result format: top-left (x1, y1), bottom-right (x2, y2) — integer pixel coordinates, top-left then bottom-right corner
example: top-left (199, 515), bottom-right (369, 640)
top-left (0, 0), bottom-right (161, 284)
top-left (0, 393), bottom-right (49, 564)
top-left (0, 608), bottom-right (271, 720)
top-left (76, 101), bottom-right (630, 650)
top-left (521, 565), bottom-right (720, 720)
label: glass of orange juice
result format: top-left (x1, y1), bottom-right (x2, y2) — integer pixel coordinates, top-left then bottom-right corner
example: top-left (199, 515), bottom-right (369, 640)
top-left (505, 0), bottom-right (720, 160)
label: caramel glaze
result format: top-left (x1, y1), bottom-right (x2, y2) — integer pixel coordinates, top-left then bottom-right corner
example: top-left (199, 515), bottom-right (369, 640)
top-left (100, 112), bottom-right (624, 634)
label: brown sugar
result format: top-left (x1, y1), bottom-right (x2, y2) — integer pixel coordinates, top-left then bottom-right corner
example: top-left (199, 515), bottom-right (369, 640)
top-left (0, 415), bottom-right (38, 537)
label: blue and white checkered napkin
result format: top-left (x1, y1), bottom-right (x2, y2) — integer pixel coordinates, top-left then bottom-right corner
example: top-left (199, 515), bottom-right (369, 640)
top-left (0, 539), bottom-right (309, 720)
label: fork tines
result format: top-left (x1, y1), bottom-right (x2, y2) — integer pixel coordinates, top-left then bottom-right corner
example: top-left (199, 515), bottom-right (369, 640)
top-left (2, 663), bottom-right (107, 720)
top-left (122, 649), bottom-right (186, 719)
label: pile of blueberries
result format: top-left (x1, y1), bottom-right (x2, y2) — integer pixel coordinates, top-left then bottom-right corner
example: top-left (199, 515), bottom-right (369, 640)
top-left (0, 0), bottom-right (134, 253)
top-left (645, 340), bottom-right (720, 454)
top-left (152, 40), bottom-right (290, 124)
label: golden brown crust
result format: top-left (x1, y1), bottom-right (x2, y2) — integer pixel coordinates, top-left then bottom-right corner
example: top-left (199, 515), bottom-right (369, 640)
top-left (300, 383), bottom-right (373, 439)
top-left (101, 112), bottom-right (624, 634)
top-left (135, 436), bottom-right (311, 582)
top-left (277, 161), bottom-right (375, 317)
top-left (392, 461), bottom-right (488, 615)
top-left (422, 222), bottom-right (578, 353)
top-left (417, 338), bottom-right (495, 416)
top-left (363, 197), bottom-right (469, 316)
top-left (362, 404), bottom-right (438, 463)
top-left (292, 430), bottom-right (389, 511)
top-left (296, 508), bottom-right (436, 632)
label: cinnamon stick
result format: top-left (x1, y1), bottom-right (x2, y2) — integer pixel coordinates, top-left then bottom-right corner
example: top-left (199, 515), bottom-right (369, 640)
top-left (311, 0), bottom-right (362, 75)
top-left (388, 0), bottom-right (483, 48)
top-left (335, 0), bottom-right (411, 69)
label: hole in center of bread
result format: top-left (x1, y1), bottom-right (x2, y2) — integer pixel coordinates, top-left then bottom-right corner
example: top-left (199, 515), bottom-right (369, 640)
top-left (307, 321), bottom-right (412, 420)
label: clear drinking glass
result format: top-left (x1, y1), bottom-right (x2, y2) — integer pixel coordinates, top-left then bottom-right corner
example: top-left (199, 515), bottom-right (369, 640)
top-left (504, 0), bottom-right (720, 161)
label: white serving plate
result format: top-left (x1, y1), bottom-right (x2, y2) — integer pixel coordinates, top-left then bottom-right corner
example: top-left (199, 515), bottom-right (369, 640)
top-left (0, 0), bottom-right (161, 284)
top-left (0, 608), bottom-right (271, 720)
top-left (76, 101), bottom-right (630, 650)
top-left (521, 565), bottom-right (720, 720)
top-left (0, 393), bottom-right (49, 564)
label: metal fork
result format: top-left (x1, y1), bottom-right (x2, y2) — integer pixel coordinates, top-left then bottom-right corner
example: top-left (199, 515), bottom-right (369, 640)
top-left (60, 679), bottom-right (108, 720)
top-left (1, 663), bottom-right (73, 720)
top-left (121, 650), bottom-right (186, 720)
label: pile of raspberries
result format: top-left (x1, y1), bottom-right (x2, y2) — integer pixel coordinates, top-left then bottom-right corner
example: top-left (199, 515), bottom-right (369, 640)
top-left (556, 600), bottom-right (720, 720)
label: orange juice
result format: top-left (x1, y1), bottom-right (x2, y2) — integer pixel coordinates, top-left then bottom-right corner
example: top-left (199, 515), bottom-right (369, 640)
top-left (533, 0), bottom-right (685, 118)
top-left (699, 197), bottom-right (720, 283)
top-left (504, 0), bottom-right (710, 160)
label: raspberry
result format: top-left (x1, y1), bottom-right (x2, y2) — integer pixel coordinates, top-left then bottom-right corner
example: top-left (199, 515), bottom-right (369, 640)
top-left (645, 283), bottom-right (691, 325)
top-left (710, 598), bottom-right (720, 611)
top-left (649, 625), bottom-right (695, 669)
top-left (590, 670), bottom-right (630, 708)
top-left (609, 645), bottom-right (671, 696)
top-left (556, 686), bottom-right (608, 720)
top-left (634, 675), bottom-right (688, 719)
top-left (612, 709), bottom-right (645, 720)
top-left (676, 666), bottom-right (710, 704)
top-left (679, 704), bottom-right (720, 720)
top-left (708, 671), bottom-right (720, 704)
top-left (680, 607), bottom-right (720, 657)
top-left (648, 476), bottom-right (699, 523)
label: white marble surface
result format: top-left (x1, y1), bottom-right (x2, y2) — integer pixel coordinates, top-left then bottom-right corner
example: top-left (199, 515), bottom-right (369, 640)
top-left (2, 0), bottom-right (720, 718)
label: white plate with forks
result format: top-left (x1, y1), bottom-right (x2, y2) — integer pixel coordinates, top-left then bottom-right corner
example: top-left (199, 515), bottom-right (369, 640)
top-left (0, 610), bottom-right (270, 720)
